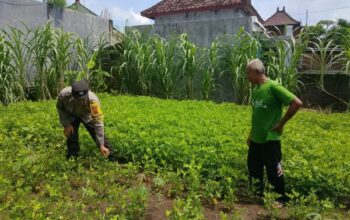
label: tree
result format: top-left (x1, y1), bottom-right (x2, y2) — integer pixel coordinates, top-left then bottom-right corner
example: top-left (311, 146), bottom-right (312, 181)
top-left (46, 0), bottom-right (67, 8)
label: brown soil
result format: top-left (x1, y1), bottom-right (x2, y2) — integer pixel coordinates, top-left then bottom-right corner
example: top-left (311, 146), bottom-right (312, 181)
top-left (145, 193), bottom-right (174, 220)
top-left (144, 191), bottom-right (290, 220)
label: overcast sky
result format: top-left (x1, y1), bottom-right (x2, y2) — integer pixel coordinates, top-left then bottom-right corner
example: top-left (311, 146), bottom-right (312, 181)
top-left (64, 0), bottom-right (350, 30)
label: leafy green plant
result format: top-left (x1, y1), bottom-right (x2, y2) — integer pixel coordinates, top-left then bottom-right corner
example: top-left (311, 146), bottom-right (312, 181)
top-left (286, 190), bottom-right (338, 220)
top-left (263, 188), bottom-right (281, 219)
top-left (1, 25), bottom-right (31, 95)
top-left (117, 30), bottom-right (155, 95)
top-left (166, 194), bottom-right (205, 220)
top-left (201, 41), bottom-right (222, 100)
top-left (265, 32), bottom-right (308, 93)
top-left (178, 34), bottom-right (202, 99)
top-left (306, 37), bottom-right (349, 109)
top-left (49, 28), bottom-right (73, 96)
top-left (29, 22), bottom-right (55, 100)
top-left (0, 35), bottom-right (24, 105)
top-left (151, 36), bottom-right (179, 98)
top-left (220, 29), bottom-right (260, 104)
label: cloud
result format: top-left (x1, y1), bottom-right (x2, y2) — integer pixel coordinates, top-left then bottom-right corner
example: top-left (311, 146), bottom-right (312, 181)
top-left (109, 6), bottom-right (153, 27)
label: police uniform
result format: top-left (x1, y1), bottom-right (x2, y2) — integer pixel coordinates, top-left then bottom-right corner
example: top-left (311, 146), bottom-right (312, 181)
top-left (56, 82), bottom-right (114, 159)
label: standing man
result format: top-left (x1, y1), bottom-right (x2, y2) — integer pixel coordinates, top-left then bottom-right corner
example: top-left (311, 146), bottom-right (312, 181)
top-left (56, 79), bottom-right (114, 160)
top-left (246, 59), bottom-right (302, 204)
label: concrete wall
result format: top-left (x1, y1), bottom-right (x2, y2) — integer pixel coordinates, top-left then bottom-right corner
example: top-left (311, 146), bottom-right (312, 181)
top-left (155, 8), bottom-right (253, 47)
top-left (0, 0), bottom-right (110, 42)
top-left (132, 8), bottom-right (253, 47)
top-left (298, 73), bottom-right (350, 111)
top-left (0, 0), bottom-right (48, 30)
top-left (50, 5), bottom-right (110, 41)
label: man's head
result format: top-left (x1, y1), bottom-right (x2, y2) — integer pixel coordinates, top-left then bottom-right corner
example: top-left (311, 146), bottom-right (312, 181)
top-left (72, 79), bottom-right (89, 102)
top-left (246, 59), bottom-right (266, 84)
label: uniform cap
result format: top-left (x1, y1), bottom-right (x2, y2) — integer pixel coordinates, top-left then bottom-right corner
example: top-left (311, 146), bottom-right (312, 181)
top-left (72, 79), bottom-right (89, 98)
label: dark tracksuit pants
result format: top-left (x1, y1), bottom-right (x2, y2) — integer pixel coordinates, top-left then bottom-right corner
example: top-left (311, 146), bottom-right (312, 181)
top-left (247, 140), bottom-right (285, 199)
top-left (66, 117), bottom-right (115, 160)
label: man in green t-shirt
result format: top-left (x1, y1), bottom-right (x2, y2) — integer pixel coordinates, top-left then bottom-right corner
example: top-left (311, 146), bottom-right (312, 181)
top-left (246, 59), bottom-right (302, 204)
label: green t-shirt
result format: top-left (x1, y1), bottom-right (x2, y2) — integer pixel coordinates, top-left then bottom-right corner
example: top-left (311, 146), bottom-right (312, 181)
top-left (251, 79), bottom-right (296, 144)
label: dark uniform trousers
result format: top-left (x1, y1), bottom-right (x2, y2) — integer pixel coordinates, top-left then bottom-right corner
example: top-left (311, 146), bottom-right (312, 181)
top-left (248, 140), bottom-right (285, 198)
top-left (66, 117), bottom-right (114, 160)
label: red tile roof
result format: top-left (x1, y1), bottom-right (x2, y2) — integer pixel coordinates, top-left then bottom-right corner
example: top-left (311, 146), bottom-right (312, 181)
top-left (141, 0), bottom-right (263, 23)
top-left (264, 7), bottom-right (300, 26)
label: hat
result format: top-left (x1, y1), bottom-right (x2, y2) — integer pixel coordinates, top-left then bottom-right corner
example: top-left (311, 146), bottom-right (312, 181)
top-left (72, 79), bottom-right (89, 98)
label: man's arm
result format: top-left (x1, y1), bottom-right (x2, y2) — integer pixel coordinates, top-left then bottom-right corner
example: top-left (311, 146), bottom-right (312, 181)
top-left (90, 117), bottom-right (110, 157)
top-left (89, 97), bottom-right (109, 157)
top-left (56, 96), bottom-right (74, 137)
top-left (273, 97), bottom-right (303, 134)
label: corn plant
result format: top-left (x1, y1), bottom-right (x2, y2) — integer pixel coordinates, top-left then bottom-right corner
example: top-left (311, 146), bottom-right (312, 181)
top-left (221, 29), bottom-right (261, 104)
top-left (117, 31), bottom-right (137, 94)
top-left (49, 28), bottom-right (73, 96)
top-left (134, 40), bottom-right (155, 95)
top-left (265, 34), bottom-right (308, 93)
top-left (151, 36), bottom-right (179, 98)
top-left (307, 38), bottom-right (344, 89)
top-left (118, 30), bottom-right (156, 95)
top-left (1, 25), bottom-right (31, 94)
top-left (201, 41), bottom-right (222, 100)
top-left (74, 36), bottom-right (95, 77)
top-left (178, 34), bottom-right (201, 99)
top-left (306, 38), bottom-right (349, 110)
top-left (29, 22), bottom-right (55, 100)
top-left (87, 34), bottom-right (111, 92)
top-left (342, 29), bottom-right (350, 73)
top-left (0, 36), bottom-right (23, 105)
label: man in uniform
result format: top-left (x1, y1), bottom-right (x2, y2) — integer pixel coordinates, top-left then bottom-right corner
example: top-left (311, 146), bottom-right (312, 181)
top-left (246, 59), bottom-right (302, 204)
top-left (56, 79), bottom-right (114, 160)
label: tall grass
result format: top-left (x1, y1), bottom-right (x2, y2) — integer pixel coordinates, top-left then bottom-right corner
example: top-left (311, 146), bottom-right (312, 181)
top-left (306, 37), bottom-right (349, 110)
top-left (220, 29), bottom-right (261, 104)
top-left (117, 29), bottom-right (313, 104)
top-left (118, 31), bottom-right (185, 97)
top-left (1, 25), bottom-right (31, 94)
top-left (342, 29), bottom-right (350, 73)
top-left (29, 23), bottom-right (55, 100)
top-left (201, 41), bottom-right (222, 100)
top-left (0, 22), bottom-right (109, 105)
top-left (307, 38), bottom-right (344, 90)
top-left (49, 28), bottom-right (73, 96)
top-left (265, 34), bottom-right (308, 93)
top-left (178, 34), bottom-right (201, 99)
top-left (118, 30), bottom-right (153, 95)
top-left (87, 35), bottom-right (111, 92)
top-left (151, 36), bottom-right (179, 98)
top-left (0, 36), bottom-right (24, 105)
top-left (2, 23), bottom-right (348, 108)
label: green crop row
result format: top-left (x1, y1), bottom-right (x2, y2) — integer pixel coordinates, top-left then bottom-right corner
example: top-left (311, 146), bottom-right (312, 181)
top-left (0, 94), bottom-right (349, 218)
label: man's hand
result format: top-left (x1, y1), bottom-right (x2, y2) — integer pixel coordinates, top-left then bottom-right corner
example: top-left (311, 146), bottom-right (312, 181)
top-left (64, 125), bottom-right (74, 137)
top-left (247, 130), bottom-right (252, 147)
top-left (247, 136), bottom-right (251, 147)
top-left (272, 98), bottom-right (302, 135)
top-left (277, 162), bottom-right (284, 177)
top-left (272, 122), bottom-right (284, 134)
top-left (99, 145), bottom-right (110, 157)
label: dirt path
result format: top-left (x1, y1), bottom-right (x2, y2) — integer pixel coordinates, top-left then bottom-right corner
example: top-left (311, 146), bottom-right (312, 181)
top-left (144, 192), bottom-right (289, 220)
